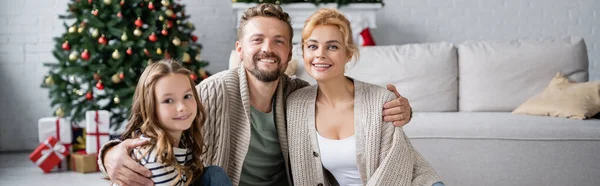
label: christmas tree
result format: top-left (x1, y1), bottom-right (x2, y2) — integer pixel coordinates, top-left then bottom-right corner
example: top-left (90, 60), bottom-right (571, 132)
top-left (42, 0), bottom-right (209, 131)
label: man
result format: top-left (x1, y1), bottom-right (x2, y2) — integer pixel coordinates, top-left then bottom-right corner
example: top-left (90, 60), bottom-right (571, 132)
top-left (99, 3), bottom-right (413, 186)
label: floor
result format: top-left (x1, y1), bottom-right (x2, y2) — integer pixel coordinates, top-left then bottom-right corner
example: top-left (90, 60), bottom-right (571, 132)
top-left (0, 151), bottom-right (111, 186)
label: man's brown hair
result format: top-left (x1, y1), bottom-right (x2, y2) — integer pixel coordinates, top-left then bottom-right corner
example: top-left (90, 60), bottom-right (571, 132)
top-left (237, 3), bottom-right (293, 44)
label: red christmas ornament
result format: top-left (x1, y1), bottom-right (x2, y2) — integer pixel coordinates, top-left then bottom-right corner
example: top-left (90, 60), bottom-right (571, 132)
top-left (92, 9), bottom-right (98, 16)
top-left (140, 2), bottom-right (144, 7)
top-left (86, 92), bottom-right (93, 100)
top-left (167, 21), bottom-right (173, 28)
top-left (165, 52), bottom-right (171, 59)
top-left (81, 49), bottom-right (90, 60)
top-left (62, 41), bottom-right (70, 50)
top-left (191, 35), bottom-right (198, 42)
top-left (96, 81), bottom-right (104, 90)
top-left (126, 47), bottom-right (132, 55)
top-left (117, 12), bottom-right (122, 18)
top-left (144, 49), bottom-right (150, 56)
top-left (161, 29), bottom-right (168, 35)
top-left (171, 13), bottom-right (177, 19)
top-left (119, 73), bottom-right (125, 79)
top-left (120, 0), bottom-right (124, 6)
top-left (98, 35), bottom-right (107, 45)
top-left (88, 0), bottom-right (92, 4)
top-left (135, 18), bottom-right (143, 27)
top-left (93, 73), bottom-right (100, 80)
top-left (148, 2), bottom-right (154, 10)
top-left (190, 74), bottom-right (197, 81)
top-left (149, 33), bottom-right (157, 42)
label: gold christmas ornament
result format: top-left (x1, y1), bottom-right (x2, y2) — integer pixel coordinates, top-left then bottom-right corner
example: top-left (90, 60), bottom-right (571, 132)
top-left (156, 48), bottom-right (163, 55)
top-left (91, 28), bottom-right (100, 38)
top-left (198, 68), bottom-right (207, 77)
top-left (182, 52), bottom-right (191, 63)
top-left (165, 10), bottom-right (174, 17)
top-left (134, 28), bottom-right (142, 37)
top-left (147, 59), bottom-right (153, 65)
top-left (112, 50), bottom-right (121, 59)
top-left (176, 20), bottom-right (181, 24)
top-left (113, 96), bottom-right (121, 104)
top-left (161, 0), bottom-right (170, 6)
top-left (104, 0), bottom-right (112, 5)
top-left (159, 15), bottom-right (165, 21)
top-left (121, 33), bottom-right (128, 41)
top-left (68, 26), bottom-right (77, 33)
top-left (77, 26), bottom-right (85, 33)
top-left (187, 22), bottom-right (193, 28)
top-left (55, 107), bottom-right (65, 118)
top-left (195, 53), bottom-right (201, 61)
top-left (111, 74), bottom-right (121, 83)
top-left (45, 76), bottom-right (54, 86)
top-left (74, 89), bottom-right (83, 96)
top-left (69, 51), bottom-right (79, 61)
top-left (172, 37), bottom-right (181, 46)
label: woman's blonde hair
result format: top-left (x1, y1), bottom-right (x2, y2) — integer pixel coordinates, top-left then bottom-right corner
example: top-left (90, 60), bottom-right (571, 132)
top-left (301, 8), bottom-right (359, 61)
top-left (121, 59), bottom-right (206, 185)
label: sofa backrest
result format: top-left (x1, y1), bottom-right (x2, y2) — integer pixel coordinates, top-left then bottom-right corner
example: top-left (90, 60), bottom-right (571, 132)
top-left (295, 43), bottom-right (459, 112)
top-left (458, 37), bottom-right (589, 112)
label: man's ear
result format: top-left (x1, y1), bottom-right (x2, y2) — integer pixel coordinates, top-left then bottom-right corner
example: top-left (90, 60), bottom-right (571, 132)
top-left (235, 40), bottom-right (243, 62)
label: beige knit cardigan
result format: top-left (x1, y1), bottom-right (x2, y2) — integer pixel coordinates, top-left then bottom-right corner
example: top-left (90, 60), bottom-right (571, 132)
top-left (286, 80), bottom-right (441, 186)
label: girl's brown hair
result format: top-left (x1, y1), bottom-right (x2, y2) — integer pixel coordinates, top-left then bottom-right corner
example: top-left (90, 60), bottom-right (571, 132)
top-left (121, 59), bottom-right (206, 184)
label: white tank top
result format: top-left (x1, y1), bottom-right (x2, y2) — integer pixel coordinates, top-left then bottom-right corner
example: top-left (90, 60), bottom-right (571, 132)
top-left (316, 132), bottom-right (362, 186)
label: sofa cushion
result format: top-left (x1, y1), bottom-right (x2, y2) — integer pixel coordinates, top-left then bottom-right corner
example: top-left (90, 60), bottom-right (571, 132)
top-left (513, 73), bottom-right (600, 120)
top-left (403, 112), bottom-right (600, 140)
top-left (458, 37), bottom-right (589, 112)
top-left (296, 43), bottom-right (459, 111)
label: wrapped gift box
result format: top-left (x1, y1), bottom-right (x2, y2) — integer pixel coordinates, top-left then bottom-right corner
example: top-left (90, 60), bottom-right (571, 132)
top-left (70, 151), bottom-right (99, 173)
top-left (38, 117), bottom-right (72, 150)
top-left (72, 125), bottom-right (86, 152)
top-left (85, 110), bottom-right (110, 154)
top-left (29, 136), bottom-right (70, 173)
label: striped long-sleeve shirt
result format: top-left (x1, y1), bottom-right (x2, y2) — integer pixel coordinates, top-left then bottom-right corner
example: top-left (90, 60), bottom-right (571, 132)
top-left (130, 136), bottom-right (192, 186)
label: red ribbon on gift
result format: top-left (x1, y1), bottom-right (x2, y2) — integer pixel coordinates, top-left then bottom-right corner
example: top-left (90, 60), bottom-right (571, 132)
top-left (55, 119), bottom-right (71, 169)
top-left (86, 110), bottom-right (109, 153)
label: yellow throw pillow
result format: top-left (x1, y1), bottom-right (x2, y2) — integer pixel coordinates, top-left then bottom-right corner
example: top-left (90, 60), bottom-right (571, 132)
top-left (228, 50), bottom-right (297, 76)
top-left (512, 73), bottom-right (600, 119)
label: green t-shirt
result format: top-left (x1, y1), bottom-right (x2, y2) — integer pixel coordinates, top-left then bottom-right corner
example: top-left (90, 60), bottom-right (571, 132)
top-left (239, 106), bottom-right (289, 186)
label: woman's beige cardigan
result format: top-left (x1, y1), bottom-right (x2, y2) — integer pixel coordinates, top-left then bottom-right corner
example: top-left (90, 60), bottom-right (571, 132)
top-left (286, 80), bottom-right (441, 186)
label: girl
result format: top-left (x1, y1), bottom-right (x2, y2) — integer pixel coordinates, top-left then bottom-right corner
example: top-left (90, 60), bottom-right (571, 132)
top-left (121, 59), bottom-right (231, 185)
top-left (287, 9), bottom-right (445, 186)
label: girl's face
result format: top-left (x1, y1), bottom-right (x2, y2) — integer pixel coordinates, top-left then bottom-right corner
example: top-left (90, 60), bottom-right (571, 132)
top-left (153, 73), bottom-right (197, 139)
top-left (303, 25), bottom-right (352, 82)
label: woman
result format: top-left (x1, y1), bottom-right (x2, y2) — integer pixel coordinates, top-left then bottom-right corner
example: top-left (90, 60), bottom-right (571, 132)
top-left (287, 8), bottom-right (444, 186)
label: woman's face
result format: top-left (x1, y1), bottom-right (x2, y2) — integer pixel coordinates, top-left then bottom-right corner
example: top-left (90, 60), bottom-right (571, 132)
top-left (303, 25), bottom-right (352, 82)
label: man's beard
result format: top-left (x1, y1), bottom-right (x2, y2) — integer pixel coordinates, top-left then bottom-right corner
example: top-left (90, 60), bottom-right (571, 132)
top-left (247, 51), bottom-right (283, 82)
